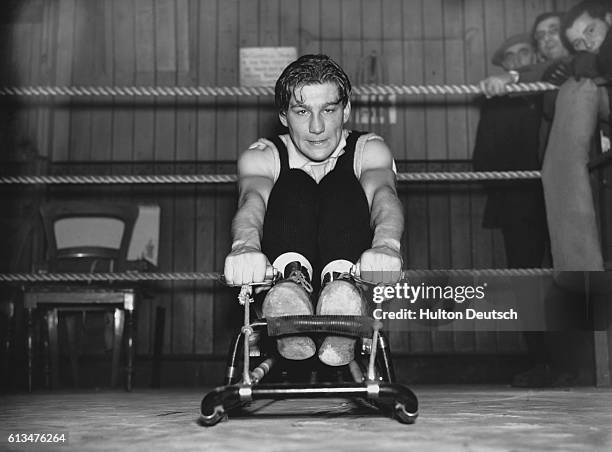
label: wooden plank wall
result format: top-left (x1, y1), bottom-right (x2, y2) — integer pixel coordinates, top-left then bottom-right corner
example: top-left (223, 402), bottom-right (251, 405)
top-left (2, 0), bottom-right (581, 360)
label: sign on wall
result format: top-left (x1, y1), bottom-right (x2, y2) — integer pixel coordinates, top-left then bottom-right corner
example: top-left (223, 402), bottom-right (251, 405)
top-left (240, 47), bottom-right (297, 87)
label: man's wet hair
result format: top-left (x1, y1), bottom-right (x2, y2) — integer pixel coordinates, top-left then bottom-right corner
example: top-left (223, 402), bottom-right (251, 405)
top-left (274, 54), bottom-right (351, 114)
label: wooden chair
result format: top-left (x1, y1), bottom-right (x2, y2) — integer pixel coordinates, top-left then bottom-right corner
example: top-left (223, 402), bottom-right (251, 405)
top-left (24, 201), bottom-right (139, 391)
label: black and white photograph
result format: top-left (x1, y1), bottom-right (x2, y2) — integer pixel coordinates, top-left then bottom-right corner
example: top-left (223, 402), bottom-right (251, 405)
top-left (0, 0), bottom-right (611, 450)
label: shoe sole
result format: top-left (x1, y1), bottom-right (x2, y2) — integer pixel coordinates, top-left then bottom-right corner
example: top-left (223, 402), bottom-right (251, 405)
top-left (319, 336), bottom-right (356, 366)
top-left (317, 280), bottom-right (365, 366)
top-left (262, 282), bottom-right (315, 360)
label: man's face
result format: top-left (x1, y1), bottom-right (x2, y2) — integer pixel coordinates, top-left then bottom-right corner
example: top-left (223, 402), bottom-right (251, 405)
top-left (534, 16), bottom-right (570, 60)
top-left (279, 82), bottom-right (350, 162)
top-left (501, 42), bottom-right (536, 70)
top-left (565, 11), bottom-right (612, 54)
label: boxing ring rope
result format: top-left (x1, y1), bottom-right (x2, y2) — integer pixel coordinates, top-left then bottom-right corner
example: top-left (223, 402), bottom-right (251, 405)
top-left (0, 81), bottom-right (552, 185)
top-left (0, 80), bottom-right (566, 281)
top-left (0, 268), bottom-right (554, 284)
top-left (0, 82), bottom-right (557, 98)
top-left (0, 170), bottom-right (541, 185)
top-left (0, 170), bottom-right (550, 280)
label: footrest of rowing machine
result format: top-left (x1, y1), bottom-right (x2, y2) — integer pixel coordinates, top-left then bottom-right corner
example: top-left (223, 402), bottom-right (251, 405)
top-left (265, 315), bottom-right (376, 337)
top-left (199, 382), bottom-right (418, 426)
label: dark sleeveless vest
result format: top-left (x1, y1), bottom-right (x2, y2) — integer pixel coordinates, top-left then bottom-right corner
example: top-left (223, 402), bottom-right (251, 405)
top-left (261, 131), bottom-right (373, 285)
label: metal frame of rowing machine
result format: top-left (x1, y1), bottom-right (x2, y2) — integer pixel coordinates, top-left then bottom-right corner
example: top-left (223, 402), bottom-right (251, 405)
top-left (199, 284), bottom-right (418, 426)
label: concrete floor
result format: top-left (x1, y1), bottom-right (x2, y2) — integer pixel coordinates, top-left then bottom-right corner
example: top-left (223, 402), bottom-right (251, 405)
top-left (1, 386), bottom-right (611, 451)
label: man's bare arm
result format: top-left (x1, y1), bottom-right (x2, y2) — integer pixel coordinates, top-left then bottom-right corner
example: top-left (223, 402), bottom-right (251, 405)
top-left (224, 141), bottom-right (276, 285)
top-left (358, 139), bottom-right (404, 282)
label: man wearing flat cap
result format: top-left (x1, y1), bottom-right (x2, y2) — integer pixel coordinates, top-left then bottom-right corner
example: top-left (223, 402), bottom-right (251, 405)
top-left (491, 33), bottom-right (538, 73)
top-left (472, 33), bottom-right (549, 269)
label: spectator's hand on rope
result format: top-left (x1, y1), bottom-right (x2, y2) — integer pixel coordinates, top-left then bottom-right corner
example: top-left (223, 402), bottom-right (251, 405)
top-left (542, 60), bottom-right (572, 86)
top-left (479, 73), bottom-right (513, 98)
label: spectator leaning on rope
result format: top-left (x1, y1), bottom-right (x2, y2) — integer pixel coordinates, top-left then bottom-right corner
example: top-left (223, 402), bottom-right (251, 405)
top-left (539, 0), bottom-right (612, 270)
top-left (562, 0), bottom-right (612, 77)
top-left (560, 0), bottom-right (612, 130)
top-left (479, 12), bottom-right (571, 98)
top-left (472, 33), bottom-right (549, 269)
top-left (477, 12), bottom-right (574, 163)
top-left (538, 1), bottom-right (612, 85)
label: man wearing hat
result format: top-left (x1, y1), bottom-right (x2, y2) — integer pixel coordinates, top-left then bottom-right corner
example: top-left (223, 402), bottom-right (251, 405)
top-left (491, 33), bottom-right (538, 73)
top-left (472, 33), bottom-right (549, 270)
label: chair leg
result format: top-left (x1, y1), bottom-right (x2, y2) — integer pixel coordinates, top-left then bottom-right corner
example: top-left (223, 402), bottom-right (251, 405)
top-left (42, 312), bottom-right (49, 389)
top-left (47, 309), bottom-right (60, 389)
top-left (26, 308), bottom-right (34, 392)
top-left (64, 314), bottom-right (80, 388)
top-left (111, 308), bottom-right (125, 388)
top-left (126, 308), bottom-right (135, 391)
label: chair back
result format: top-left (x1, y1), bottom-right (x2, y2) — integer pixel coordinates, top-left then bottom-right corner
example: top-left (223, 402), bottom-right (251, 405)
top-left (40, 201), bottom-right (139, 273)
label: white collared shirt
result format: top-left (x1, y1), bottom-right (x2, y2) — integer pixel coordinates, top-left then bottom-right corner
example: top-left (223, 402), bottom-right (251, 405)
top-left (266, 129), bottom-right (392, 184)
top-left (278, 130), bottom-right (348, 183)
